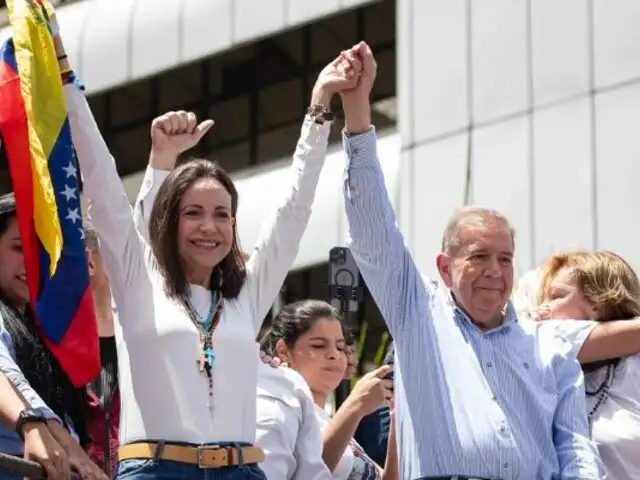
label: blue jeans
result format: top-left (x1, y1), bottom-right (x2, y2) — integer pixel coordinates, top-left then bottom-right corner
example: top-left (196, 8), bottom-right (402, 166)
top-left (115, 443), bottom-right (267, 480)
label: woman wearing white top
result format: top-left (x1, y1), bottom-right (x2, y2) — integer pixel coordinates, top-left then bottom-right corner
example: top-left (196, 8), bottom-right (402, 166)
top-left (515, 250), bottom-right (640, 480)
top-left (53, 21), bottom-right (362, 480)
top-left (133, 118), bottom-right (332, 480)
top-left (260, 300), bottom-right (398, 480)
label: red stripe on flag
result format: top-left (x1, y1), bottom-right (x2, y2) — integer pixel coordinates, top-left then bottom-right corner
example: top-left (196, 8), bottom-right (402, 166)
top-left (46, 288), bottom-right (99, 386)
top-left (1, 41), bottom-right (100, 387)
top-left (0, 60), bottom-right (41, 304)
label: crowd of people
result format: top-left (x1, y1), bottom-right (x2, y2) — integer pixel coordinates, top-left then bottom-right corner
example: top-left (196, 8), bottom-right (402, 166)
top-left (0, 7), bottom-right (638, 480)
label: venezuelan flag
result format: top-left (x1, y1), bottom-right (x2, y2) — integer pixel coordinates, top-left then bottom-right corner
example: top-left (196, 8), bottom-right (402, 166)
top-left (0, 0), bottom-right (99, 386)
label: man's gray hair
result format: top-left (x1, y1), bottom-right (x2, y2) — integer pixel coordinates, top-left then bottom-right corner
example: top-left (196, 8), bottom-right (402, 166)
top-left (441, 206), bottom-right (516, 254)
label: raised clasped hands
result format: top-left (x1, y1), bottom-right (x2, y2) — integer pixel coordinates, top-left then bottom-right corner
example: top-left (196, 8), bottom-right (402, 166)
top-left (339, 41), bottom-right (376, 134)
top-left (338, 41), bottom-right (377, 100)
top-left (311, 44), bottom-right (364, 106)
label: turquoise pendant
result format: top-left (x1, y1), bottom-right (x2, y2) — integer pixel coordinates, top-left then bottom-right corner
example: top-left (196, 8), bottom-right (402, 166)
top-left (204, 348), bottom-right (216, 370)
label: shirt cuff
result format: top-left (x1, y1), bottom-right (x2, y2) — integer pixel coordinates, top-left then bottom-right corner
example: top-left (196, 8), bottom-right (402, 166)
top-left (301, 114), bottom-right (333, 140)
top-left (136, 167), bottom-right (170, 214)
top-left (342, 127), bottom-right (377, 167)
top-left (143, 166), bottom-right (171, 187)
top-left (41, 408), bottom-right (62, 422)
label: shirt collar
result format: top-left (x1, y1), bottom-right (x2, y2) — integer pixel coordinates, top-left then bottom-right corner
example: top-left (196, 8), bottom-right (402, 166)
top-left (447, 290), bottom-right (519, 334)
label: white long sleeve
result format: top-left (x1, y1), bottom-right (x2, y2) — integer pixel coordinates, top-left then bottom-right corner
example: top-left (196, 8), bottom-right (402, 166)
top-left (65, 83), bottom-right (332, 445)
top-left (256, 364), bottom-right (331, 480)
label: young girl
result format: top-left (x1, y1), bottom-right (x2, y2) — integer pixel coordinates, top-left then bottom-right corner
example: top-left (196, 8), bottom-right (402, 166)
top-left (261, 300), bottom-right (397, 480)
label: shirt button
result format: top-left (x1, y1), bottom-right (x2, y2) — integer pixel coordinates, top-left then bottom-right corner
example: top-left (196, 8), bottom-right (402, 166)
top-left (353, 147), bottom-right (360, 155)
top-left (486, 361), bottom-right (493, 368)
top-left (523, 362), bottom-right (530, 369)
top-left (491, 395), bottom-right (497, 402)
top-left (503, 463), bottom-right (510, 469)
top-left (500, 426), bottom-right (508, 434)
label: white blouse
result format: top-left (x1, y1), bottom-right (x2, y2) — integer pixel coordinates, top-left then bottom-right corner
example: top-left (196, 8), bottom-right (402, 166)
top-left (255, 363), bottom-right (331, 480)
top-left (64, 84), bottom-right (331, 445)
top-left (543, 320), bottom-right (640, 480)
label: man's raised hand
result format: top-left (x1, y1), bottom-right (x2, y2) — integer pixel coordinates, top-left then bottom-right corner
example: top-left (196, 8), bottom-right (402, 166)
top-left (339, 41), bottom-right (376, 134)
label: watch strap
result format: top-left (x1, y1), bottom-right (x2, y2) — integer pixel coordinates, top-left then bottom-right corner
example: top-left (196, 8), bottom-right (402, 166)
top-left (15, 408), bottom-right (47, 440)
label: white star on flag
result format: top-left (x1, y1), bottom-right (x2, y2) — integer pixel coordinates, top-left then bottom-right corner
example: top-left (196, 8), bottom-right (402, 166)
top-left (79, 228), bottom-right (85, 240)
top-left (62, 162), bottom-right (78, 179)
top-left (60, 184), bottom-right (76, 202)
top-left (66, 208), bottom-right (81, 224)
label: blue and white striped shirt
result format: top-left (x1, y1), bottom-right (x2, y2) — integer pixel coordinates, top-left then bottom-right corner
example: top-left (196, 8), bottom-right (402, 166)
top-left (342, 128), bottom-right (603, 480)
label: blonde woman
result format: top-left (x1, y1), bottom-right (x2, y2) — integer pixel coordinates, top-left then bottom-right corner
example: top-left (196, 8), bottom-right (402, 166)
top-left (514, 251), bottom-right (640, 480)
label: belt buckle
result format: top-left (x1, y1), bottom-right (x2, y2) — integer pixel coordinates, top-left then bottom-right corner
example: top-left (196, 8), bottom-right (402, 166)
top-left (196, 444), bottom-right (224, 469)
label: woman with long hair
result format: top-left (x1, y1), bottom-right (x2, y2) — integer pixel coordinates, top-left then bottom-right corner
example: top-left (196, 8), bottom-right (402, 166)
top-left (0, 193), bottom-right (106, 480)
top-left (132, 113), bottom-right (333, 480)
top-left (517, 250), bottom-right (640, 480)
top-left (53, 14), bottom-right (362, 479)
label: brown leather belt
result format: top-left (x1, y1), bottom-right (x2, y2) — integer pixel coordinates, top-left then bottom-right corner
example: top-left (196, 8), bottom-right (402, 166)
top-left (118, 442), bottom-right (265, 469)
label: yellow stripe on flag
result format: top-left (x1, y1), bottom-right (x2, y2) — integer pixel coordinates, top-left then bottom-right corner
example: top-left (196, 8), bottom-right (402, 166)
top-left (8, 0), bottom-right (64, 275)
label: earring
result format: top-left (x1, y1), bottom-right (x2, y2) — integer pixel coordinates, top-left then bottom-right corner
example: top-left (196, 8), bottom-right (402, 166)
top-left (269, 357), bottom-right (282, 368)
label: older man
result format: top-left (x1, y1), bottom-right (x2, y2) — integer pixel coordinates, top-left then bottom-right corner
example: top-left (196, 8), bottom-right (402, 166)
top-left (339, 42), bottom-right (602, 480)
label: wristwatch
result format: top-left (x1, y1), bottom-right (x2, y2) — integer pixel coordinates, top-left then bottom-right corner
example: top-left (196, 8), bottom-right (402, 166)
top-left (15, 408), bottom-right (47, 440)
top-left (307, 104), bottom-right (334, 125)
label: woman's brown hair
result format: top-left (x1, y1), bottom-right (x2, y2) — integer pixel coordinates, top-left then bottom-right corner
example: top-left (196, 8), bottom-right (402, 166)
top-left (148, 158), bottom-right (246, 299)
top-left (538, 250), bottom-right (640, 322)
